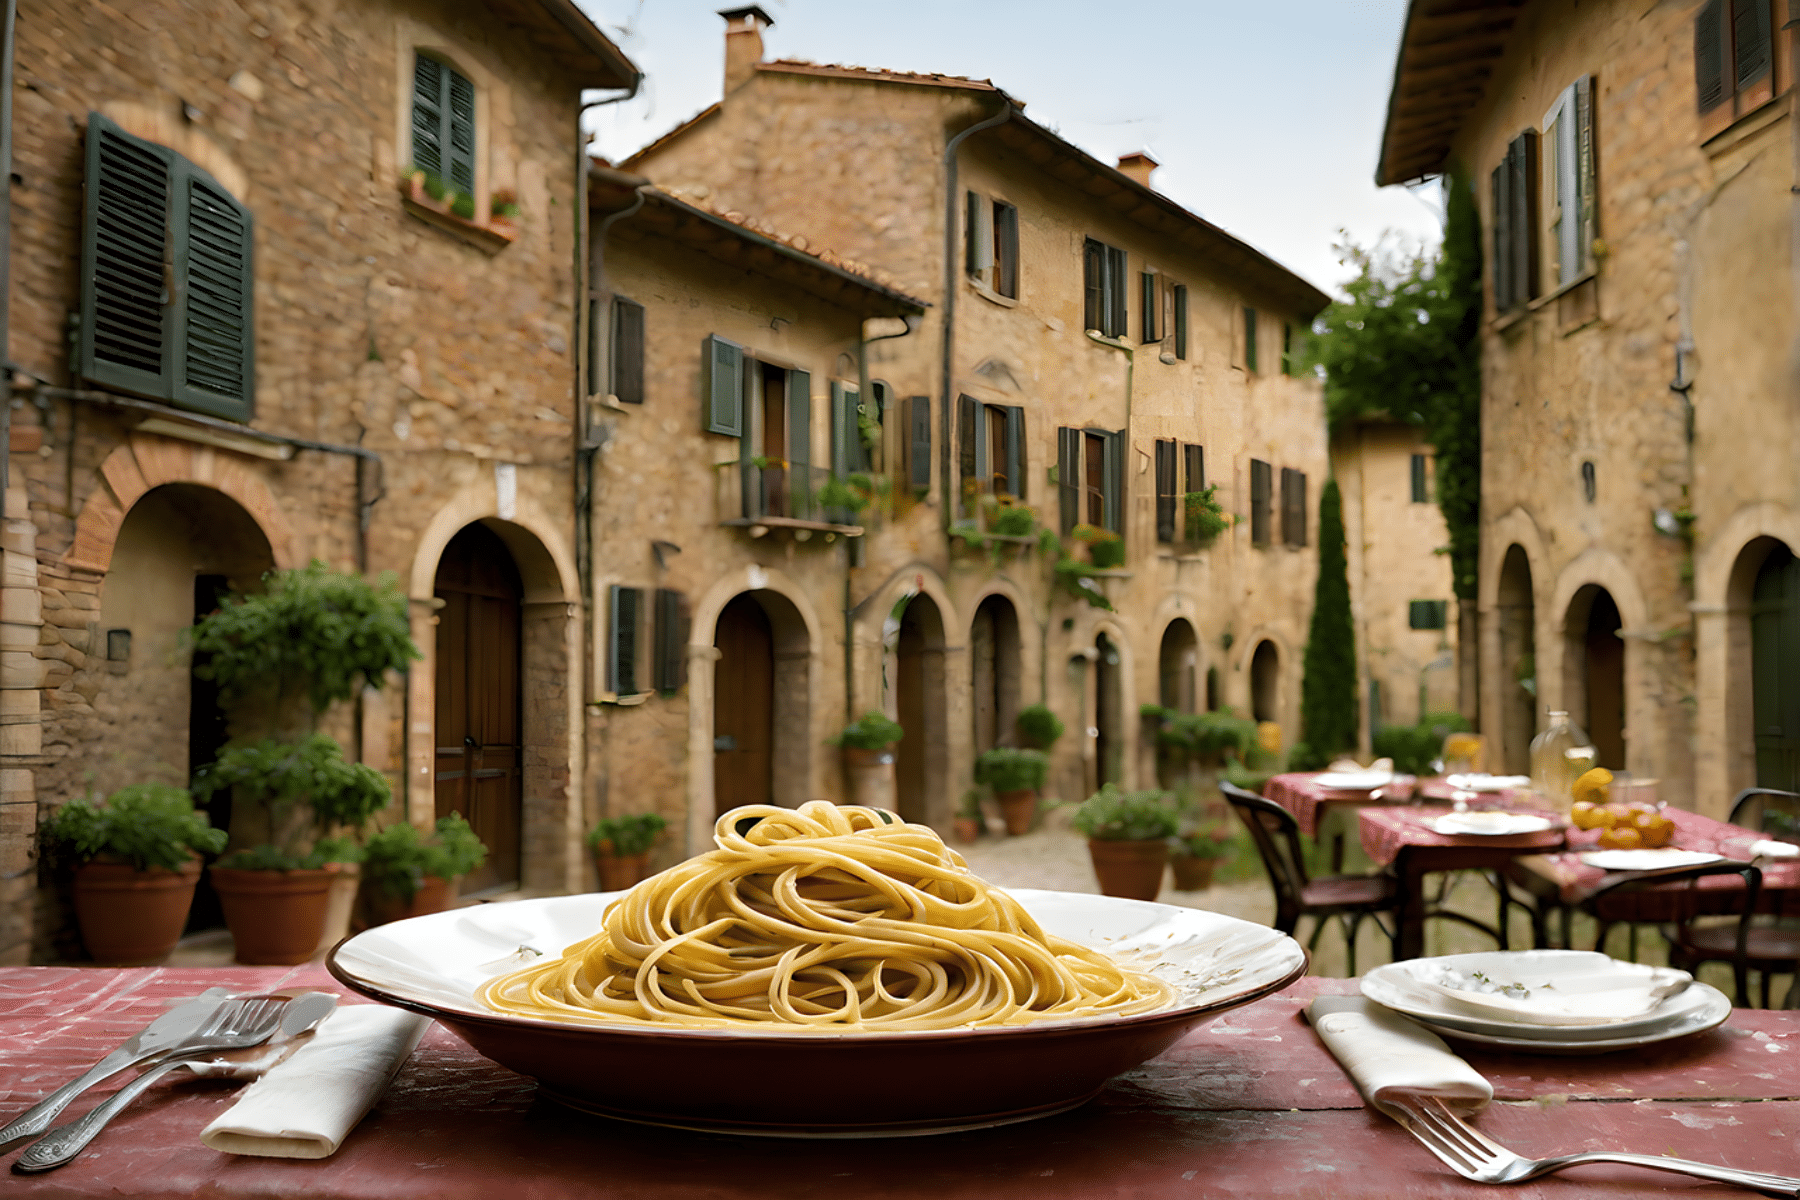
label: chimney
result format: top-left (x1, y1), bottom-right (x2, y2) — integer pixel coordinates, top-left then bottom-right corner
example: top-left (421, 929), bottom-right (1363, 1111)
top-left (1117, 151), bottom-right (1159, 189)
top-left (721, 5), bottom-right (774, 95)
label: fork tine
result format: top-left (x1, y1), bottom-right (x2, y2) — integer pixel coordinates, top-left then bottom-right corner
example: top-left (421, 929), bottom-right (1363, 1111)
top-left (1422, 1096), bottom-right (1510, 1158)
top-left (1391, 1099), bottom-right (1481, 1175)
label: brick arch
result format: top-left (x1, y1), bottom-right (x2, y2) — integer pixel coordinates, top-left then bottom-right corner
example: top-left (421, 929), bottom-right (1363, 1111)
top-left (68, 435), bottom-right (298, 574)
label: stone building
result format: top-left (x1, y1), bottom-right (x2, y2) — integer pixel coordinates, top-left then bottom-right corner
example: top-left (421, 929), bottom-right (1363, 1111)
top-left (2, 0), bottom-right (637, 962)
top-left (605, 8), bottom-right (1330, 851)
top-left (1377, 0), bottom-right (1800, 813)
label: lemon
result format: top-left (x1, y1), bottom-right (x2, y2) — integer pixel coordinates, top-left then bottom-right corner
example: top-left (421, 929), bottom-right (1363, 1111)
top-left (1571, 767), bottom-right (1614, 807)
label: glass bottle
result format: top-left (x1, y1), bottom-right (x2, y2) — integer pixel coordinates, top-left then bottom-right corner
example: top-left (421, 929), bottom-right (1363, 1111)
top-left (1530, 710), bottom-right (1598, 814)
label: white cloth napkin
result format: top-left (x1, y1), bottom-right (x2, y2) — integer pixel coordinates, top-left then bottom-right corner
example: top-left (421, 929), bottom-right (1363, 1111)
top-left (200, 1005), bottom-right (431, 1159)
top-left (1306, 996), bottom-right (1492, 1121)
top-left (1751, 839), bottom-right (1800, 859)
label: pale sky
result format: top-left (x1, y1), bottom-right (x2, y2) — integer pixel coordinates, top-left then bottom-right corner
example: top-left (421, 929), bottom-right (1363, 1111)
top-left (574, 0), bottom-right (1443, 299)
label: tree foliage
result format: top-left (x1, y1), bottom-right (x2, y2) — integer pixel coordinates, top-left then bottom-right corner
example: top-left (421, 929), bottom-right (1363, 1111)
top-left (1296, 479), bottom-right (1358, 766)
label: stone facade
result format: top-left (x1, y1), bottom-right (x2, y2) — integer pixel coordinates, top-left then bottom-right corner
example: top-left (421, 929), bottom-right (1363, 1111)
top-left (4, 0), bottom-right (633, 961)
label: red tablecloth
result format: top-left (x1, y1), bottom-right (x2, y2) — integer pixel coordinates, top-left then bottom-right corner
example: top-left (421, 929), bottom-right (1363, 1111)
top-left (1359, 806), bottom-right (1566, 867)
top-left (1519, 806), bottom-right (1800, 904)
top-left (1263, 772), bottom-right (1417, 836)
top-left (5, 967), bottom-right (1800, 1198)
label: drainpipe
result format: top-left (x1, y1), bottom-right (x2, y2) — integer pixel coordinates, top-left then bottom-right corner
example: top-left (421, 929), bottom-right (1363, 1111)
top-left (938, 104), bottom-right (1013, 531)
top-left (0, 0), bottom-right (13, 527)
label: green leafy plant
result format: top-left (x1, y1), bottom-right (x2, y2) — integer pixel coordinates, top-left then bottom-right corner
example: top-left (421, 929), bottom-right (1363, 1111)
top-left (585, 812), bottom-right (668, 858)
top-left (1298, 479), bottom-right (1359, 764)
top-left (1183, 486), bottom-right (1230, 545)
top-left (973, 747), bottom-right (1049, 794)
top-left (1149, 706), bottom-right (1260, 762)
top-left (1071, 784), bottom-right (1180, 842)
top-left (450, 191), bottom-right (476, 220)
top-left (364, 813), bottom-right (489, 899)
top-left (1053, 557), bottom-right (1114, 610)
top-left (1174, 821), bottom-right (1235, 861)
top-left (412, 168), bottom-right (447, 201)
top-left (490, 188), bottom-right (520, 219)
top-left (1069, 523), bottom-right (1109, 544)
top-left (43, 784), bottom-right (227, 873)
top-left (817, 476), bottom-right (873, 514)
top-left (833, 711), bottom-right (904, 750)
top-left (1372, 711), bottom-right (1474, 776)
top-left (192, 734), bottom-right (392, 867)
top-left (1089, 532), bottom-right (1126, 569)
top-left (1016, 704), bottom-right (1064, 750)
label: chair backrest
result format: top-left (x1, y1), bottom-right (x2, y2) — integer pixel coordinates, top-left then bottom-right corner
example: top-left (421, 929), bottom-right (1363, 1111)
top-left (1219, 782), bottom-right (1309, 924)
top-left (1586, 860), bottom-right (1763, 964)
top-left (1728, 788), bottom-right (1800, 837)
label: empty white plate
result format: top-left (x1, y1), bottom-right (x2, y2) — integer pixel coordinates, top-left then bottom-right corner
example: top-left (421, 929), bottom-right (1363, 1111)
top-left (1579, 848), bottom-right (1723, 871)
top-left (1430, 813), bottom-right (1553, 836)
top-left (1314, 771), bottom-right (1393, 791)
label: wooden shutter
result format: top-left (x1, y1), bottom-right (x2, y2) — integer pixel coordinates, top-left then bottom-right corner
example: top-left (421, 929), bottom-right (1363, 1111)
top-left (703, 335), bottom-right (743, 436)
top-left (1734, 0), bottom-right (1772, 90)
top-left (412, 54), bottom-right (475, 193)
top-left (957, 394), bottom-right (980, 508)
top-left (608, 585), bottom-right (640, 695)
top-left (411, 55), bottom-right (445, 179)
top-left (446, 68), bottom-right (476, 194)
top-left (653, 588), bottom-right (690, 693)
top-left (1490, 161), bottom-right (1512, 312)
top-left (788, 368), bottom-right (813, 519)
top-left (1083, 239), bottom-right (1104, 332)
top-left (1243, 307), bottom-right (1258, 373)
top-left (79, 115), bottom-right (175, 400)
top-left (1280, 468), bottom-right (1306, 547)
top-left (1411, 454), bottom-right (1428, 503)
top-left (1172, 284), bottom-right (1188, 359)
top-left (1250, 459), bottom-right (1271, 546)
top-left (611, 297), bottom-right (645, 405)
top-left (1513, 132), bottom-right (1538, 301)
top-left (1696, 0), bottom-right (1728, 111)
top-left (1154, 439), bottom-right (1177, 543)
top-left (966, 190), bottom-right (992, 277)
top-left (829, 380), bottom-right (854, 477)
top-left (1281, 322), bottom-right (1293, 376)
top-left (994, 201), bottom-right (1019, 298)
top-left (907, 395), bottom-right (931, 490)
top-left (1102, 429), bottom-right (1126, 536)
top-left (1140, 272), bottom-right (1159, 342)
top-left (1574, 77), bottom-right (1596, 275)
top-left (1003, 406), bottom-right (1025, 501)
top-left (1184, 443), bottom-right (1205, 495)
top-left (1409, 600), bottom-right (1448, 631)
top-left (1058, 426), bottom-right (1080, 533)
top-left (1107, 246), bottom-right (1128, 338)
top-left (173, 166), bottom-right (255, 420)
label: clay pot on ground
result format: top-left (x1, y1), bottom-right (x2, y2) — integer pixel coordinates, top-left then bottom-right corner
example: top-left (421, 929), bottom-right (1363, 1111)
top-left (1087, 839), bottom-right (1169, 902)
top-left (841, 747), bottom-right (897, 809)
top-left (315, 861), bottom-right (362, 954)
top-left (594, 852), bottom-right (651, 892)
top-left (1169, 854), bottom-right (1217, 892)
top-left (366, 874), bottom-right (457, 927)
top-left (952, 817), bottom-right (982, 844)
top-left (996, 790), bottom-right (1038, 836)
top-left (211, 865), bottom-right (337, 965)
top-left (72, 858), bottom-right (202, 965)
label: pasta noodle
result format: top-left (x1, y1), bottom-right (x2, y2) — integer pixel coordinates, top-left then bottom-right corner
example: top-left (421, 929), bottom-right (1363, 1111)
top-left (478, 801), bottom-right (1174, 1031)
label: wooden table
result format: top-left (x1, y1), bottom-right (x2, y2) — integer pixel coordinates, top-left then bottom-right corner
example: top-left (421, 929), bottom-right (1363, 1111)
top-left (1263, 772), bottom-right (1417, 872)
top-left (4, 966), bottom-right (1800, 1198)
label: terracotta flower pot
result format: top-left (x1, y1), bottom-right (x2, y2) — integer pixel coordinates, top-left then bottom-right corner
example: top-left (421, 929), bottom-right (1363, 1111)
top-left (952, 816), bottom-right (982, 844)
top-left (1087, 839), bottom-right (1169, 902)
top-left (366, 873), bottom-right (457, 927)
top-left (1169, 853), bottom-right (1217, 892)
top-left (996, 789), bottom-right (1038, 836)
top-left (72, 858), bottom-right (201, 966)
top-left (211, 865), bottom-right (337, 965)
top-left (842, 746), bottom-right (897, 809)
top-left (594, 852), bottom-right (651, 892)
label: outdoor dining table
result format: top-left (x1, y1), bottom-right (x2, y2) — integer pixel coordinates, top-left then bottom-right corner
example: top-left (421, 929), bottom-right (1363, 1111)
top-left (1263, 771), bottom-right (1418, 871)
top-left (5, 964), bottom-right (1800, 1198)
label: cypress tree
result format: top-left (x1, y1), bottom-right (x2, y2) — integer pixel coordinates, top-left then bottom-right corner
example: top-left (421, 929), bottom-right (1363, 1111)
top-left (1297, 478), bottom-right (1357, 764)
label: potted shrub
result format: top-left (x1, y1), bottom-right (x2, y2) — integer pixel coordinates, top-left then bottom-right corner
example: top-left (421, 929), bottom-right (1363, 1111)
top-left (834, 711), bottom-right (903, 808)
top-left (188, 562), bottom-right (419, 965)
top-left (1071, 785), bottom-right (1180, 901)
top-left (1183, 485), bottom-right (1231, 546)
top-left (41, 783), bottom-right (227, 965)
top-left (973, 748), bottom-right (1050, 835)
top-left (952, 790), bottom-right (985, 844)
top-left (362, 813), bottom-right (488, 925)
top-left (1016, 703), bottom-right (1064, 751)
top-left (1169, 821), bottom-right (1235, 891)
top-left (587, 812), bottom-right (668, 891)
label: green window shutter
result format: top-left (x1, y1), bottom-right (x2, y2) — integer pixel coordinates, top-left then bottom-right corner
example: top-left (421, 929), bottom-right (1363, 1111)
top-left (1250, 458), bottom-right (1271, 546)
top-left (1003, 406), bottom-right (1025, 501)
top-left (1281, 322), bottom-right (1293, 376)
top-left (1243, 306), bottom-right (1258, 373)
top-left (993, 201), bottom-right (1019, 298)
top-left (1103, 428), bottom-right (1126, 536)
top-left (171, 163), bottom-right (255, 420)
top-left (1083, 238), bottom-right (1103, 332)
top-left (609, 585), bottom-right (641, 694)
top-left (411, 54), bottom-right (445, 179)
top-left (79, 113), bottom-right (176, 400)
top-left (1280, 468), bottom-right (1307, 547)
top-left (965, 190), bottom-right (991, 276)
top-left (957, 394), bottom-right (980, 510)
top-left (1511, 132), bottom-right (1538, 301)
top-left (830, 380), bottom-right (855, 477)
top-left (1490, 161), bottom-right (1512, 312)
top-left (1172, 284), bottom-right (1188, 359)
top-left (703, 335), bottom-right (743, 435)
top-left (611, 297), bottom-right (645, 404)
top-left (1409, 600), bottom-right (1448, 631)
top-left (653, 588), bottom-right (690, 693)
top-left (788, 368), bottom-right (812, 518)
top-left (1574, 76), bottom-right (1596, 275)
top-left (907, 395), bottom-right (931, 490)
top-left (1411, 454), bottom-right (1429, 503)
top-left (1696, 0), bottom-right (1727, 111)
top-left (1058, 426), bottom-right (1080, 534)
top-left (446, 68), bottom-right (476, 194)
top-left (1154, 439), bottom-right (1176, 543)
top-left (412, 54), bottom-right (474, 193)
top-left (1734, 0), bottom-right (1772, 90)
top-left (1140, 271), bottom-right (1158, 342)
top-left (1183, 443), bottom-right (1204, 495)
top-left (1107, 246), bottom-right (1128, 337)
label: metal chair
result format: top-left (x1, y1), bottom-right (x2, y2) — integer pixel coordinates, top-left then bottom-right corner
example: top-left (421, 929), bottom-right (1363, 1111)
top-left (1221, 782), bottom-right (1399, 973)
top-left (1727, 787), bottom-right (1800, 836)
top-left (1586, 860), bottom-right (1800, 1007)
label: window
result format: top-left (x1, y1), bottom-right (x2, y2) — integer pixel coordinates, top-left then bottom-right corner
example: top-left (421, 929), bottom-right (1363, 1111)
top-left (1581, 459), bottom-right (1597, 503)
top-left (1541, 76), bottom-right (1596, 290)
top-left (1140, 271), bottom-right (1161, 343)
top-left (958, 396), bottom-right (1026, 506)
top-left (904, 395), bottom-right (931, 492)
top-left (703, 336), bottom-right (816, 519)
top-left (1280, 467), bottom-right (1307, 548)
top-left (1243, 307), bottom-right (1259, 373)
top-left (1410, 453), bottom-right (1430, 503)
top-left (1409, 600), bottom-right (1449, 631)
top-left (1058, 426), bottom-right (1125, 536)
top-left (966, 192), bottom-right (1019, 299)
top-left (411, 53), bottom-right (476, 195)
top-left (831, 380), bottom-right (863, 476)
top-left (610, 296), bottom-right (645, 405)
top-left (1281, 322), bottom-right (1294, 376)
top-left (1172, 284), bottom-right (1188, 360)
top-left (1696, 0), bottom-right (1776, 132)
top-left (1083, 238), bottom-right (1128, 338)
top-left (1155, 440), bottom-right (1206, 544)
top-left (608, 585), bottom-right (642, 695)
top-left (1249, 459), bottom-right (1272, 546)
top-left (1490, 131), bottom-right (1539, 313)
top-left (653, 588), bottom-right (690, 694)
top-left (77, 114), bottom-right (255, 422)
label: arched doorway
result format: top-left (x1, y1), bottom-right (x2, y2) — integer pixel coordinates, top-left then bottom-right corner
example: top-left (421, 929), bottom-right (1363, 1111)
top-left (1250, 640), bottom-right (1279, 722)
top-left (713, 589), bottom-right (813, 816)
top-left (1094, 632), bottom-right (1124, 789)
top-left (1497, 544), bottom-right (1536, 775)
top-left (1159, 620), bottom-right (1199, 713)
top-left (1564, 584), bottom-right (1624, 769)
top-left (1205, 666), bottom-right (1220, 712)
top-left (896, 594), bottom-right (948, 825)
top-left (1752, 543), bottom-right (1800, 790)
top-left (434, 523), bottom-right (523, 895)
top-left (98, 483), bottom-right (275, 930)
top-left (970, 595), bottom-right (1021, 754)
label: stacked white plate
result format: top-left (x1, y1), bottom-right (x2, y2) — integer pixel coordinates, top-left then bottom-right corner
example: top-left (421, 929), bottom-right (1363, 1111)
top-left (1362, 950), bottom-right (1731, 1055)
top-left (1314, 770), bottom-right (1393, 793)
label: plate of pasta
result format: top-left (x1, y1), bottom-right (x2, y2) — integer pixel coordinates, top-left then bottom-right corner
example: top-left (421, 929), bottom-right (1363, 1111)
top-left (328, 802), bottom-right (1306, 1137)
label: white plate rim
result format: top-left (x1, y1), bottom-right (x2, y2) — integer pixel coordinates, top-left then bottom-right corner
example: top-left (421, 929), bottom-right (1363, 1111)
top-left (1429, 813), bottom-right (1554, 836)
top-left (1578, 848), bottom-right (1726, 870)
top-left (1313, 771), bottom-right (1393, 791)
top-left (1398, 983), bottom-right (1731, 1053)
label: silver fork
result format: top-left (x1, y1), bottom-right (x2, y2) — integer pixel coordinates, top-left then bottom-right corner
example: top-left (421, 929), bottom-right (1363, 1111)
top-left (1391, 1093), bottom-right (1800, 1197)
top-left (12, 996), bottom-right (290, 1174)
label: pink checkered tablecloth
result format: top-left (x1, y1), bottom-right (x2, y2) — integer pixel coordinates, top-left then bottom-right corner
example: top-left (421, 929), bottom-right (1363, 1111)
top-left (1516, 807), bottom-right (1800, 904)
top-left (1415, 776), bottom-right (1529, 805)
top-left (1358, 805), bottom-right (1566, 867)
top-left (1262, 772), bottom-right (1416, 836)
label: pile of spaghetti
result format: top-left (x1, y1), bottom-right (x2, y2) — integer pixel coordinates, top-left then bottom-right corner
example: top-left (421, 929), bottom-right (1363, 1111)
top-left (477, 801), bottom-right (1173, 1031)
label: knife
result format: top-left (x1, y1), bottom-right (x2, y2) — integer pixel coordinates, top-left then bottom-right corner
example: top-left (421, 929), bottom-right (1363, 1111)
top-left (0, 987), bottom-right (230, 1150)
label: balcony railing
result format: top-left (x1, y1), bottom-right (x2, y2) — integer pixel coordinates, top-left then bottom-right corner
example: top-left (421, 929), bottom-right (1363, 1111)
top-left (715, 459), bottom-right (865, 536)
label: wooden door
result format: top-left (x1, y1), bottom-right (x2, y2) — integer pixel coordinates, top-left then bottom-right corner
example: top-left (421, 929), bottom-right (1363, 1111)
top-left (1753, 545), bottom-right (1800, 791)
top-left (434, 523), bottom-right (522, 894)
top-left (897, 611), bottom-right (928, 823)
top-left (1584, 589), bottom-right (1625, 769)
top-left (714, 594), bottom-right (774, 815)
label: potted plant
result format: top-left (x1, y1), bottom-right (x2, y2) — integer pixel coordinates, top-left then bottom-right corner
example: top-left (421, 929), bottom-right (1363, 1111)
top-left (587, 812), bottom-right (667, 891)
top-left (1183, 485), bottom-right (1231, 546)
top-left (188, 561), bottom-right (419, 965)
top-left (1016, 704), bottom-right (1065, 751)
top-left (953, 789), bottom-right (985, 844)
top-left (834, 711), bottom-right (903, 808)
top-left (1169, 821), bottom-right (1235, 891)
top-left (973, 747), bottom-right (1050, 835)
top-left (489, 187), bottom-right (521, 233)
top-left (1071, 785), bottom-right (1180, 901)
top-left (362, 813), bottom-right (488, 925)
top-left (41, 783), bottom-right (228, 965)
